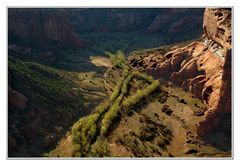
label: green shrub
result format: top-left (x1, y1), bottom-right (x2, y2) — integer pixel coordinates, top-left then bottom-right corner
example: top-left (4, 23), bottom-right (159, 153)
top-left (133, 72), bottom-right (155, 83)
top-left (105, 51), bottom-right (129, 70)
top-left (100, 72), bottom-right (135, 136)
top-left (90, 138), bottom-right (110, 157)
top-left (71, 113), bottom-right (99, 156)
top-left (95, 100), bottom-right (111, 115)
top-left (122, 80), bottom-right (160, 111)
top-left (110, 78), bottom-right (124, 101)
top-left (100, 96), bottom-right (122, 136)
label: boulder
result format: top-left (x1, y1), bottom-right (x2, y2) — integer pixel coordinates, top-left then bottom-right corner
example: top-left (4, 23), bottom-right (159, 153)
top-left (8, 87), bottom-right (28, 110)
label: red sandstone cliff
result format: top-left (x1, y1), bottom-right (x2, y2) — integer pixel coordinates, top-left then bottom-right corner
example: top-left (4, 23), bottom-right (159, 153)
top-left (129, 8), bottom-right (232, 137)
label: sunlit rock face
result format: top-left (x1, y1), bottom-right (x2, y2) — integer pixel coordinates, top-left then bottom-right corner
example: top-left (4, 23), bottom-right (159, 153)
top-left (197, 8), bottom-right (231, 136)
top-left (203, 8), bottom-right (231, 50)
top-left (128, 8), bottom-right (232, 137)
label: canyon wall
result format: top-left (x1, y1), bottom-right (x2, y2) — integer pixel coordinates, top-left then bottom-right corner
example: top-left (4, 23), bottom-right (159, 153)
top-left (197, 8), bottom-right (231, 136)
top-left (8, 8), bottom-right (204, 59)
top-left (8, 9), bottom-right (81, 47)
top-left (70, 8), bottom-right (203, 35)
top-left (9, 8), bottom-right (204, 38)
top-left (129, 8), bottom-right (232, 137)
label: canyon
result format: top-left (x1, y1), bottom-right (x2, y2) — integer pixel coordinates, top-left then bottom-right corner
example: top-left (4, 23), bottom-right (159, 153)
top-left (8, 8), bottom-right (231, 157)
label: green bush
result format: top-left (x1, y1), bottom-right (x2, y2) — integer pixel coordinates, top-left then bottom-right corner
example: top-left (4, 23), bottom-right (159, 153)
top-left (100, 96), bottom-right (122, 136)
top-left (122, 80), bottom-right (160, 110)
top-left (110, 78), bottom-right (124, 101)
top-left (90, 138), bottom-right (110, 157)
top-left (95, 100), bottom-right (111, 115)
top-left (106, 51), bottom-right (130, 70)
top-left (71, 113), bottom-right (99, 156)
top-left (100, 73), bottom-right (134, 136)
top-left (133, 72), bottom-right (155, 83)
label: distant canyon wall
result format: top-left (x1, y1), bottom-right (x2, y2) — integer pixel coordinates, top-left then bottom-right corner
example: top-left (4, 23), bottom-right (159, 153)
top-left (8, 8), bottom-right (204, 44)
top-left (69, 8), bottom-right (203, 35)
top-left (8, 8), bottom-right (82, 47)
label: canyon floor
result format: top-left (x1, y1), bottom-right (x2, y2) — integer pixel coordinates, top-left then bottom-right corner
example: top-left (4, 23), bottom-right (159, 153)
top-left (47, 55), bottom-right (230, 158)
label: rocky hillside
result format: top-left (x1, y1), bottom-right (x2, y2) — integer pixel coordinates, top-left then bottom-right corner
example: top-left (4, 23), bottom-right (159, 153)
top-left (129, 8), bottom-right (232, 138)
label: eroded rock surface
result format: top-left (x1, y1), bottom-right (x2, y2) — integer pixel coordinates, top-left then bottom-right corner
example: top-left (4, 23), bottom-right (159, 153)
top-left (203, 8), bottom-right (231, 49)
top-left (129, 8), bottom-right (231, 137)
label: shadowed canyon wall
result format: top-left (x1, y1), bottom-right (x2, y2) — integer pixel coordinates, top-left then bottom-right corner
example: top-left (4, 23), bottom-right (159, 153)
top-left (8, 8), bottom-right (82, 47)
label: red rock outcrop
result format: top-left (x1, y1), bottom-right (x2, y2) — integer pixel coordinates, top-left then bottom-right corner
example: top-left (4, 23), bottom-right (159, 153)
top-left (197, 8), bottom-right (232, 136)
top-left (129, 8), bottom-right (231, 137)
top-left (203, 8), bottom-right (231, 49)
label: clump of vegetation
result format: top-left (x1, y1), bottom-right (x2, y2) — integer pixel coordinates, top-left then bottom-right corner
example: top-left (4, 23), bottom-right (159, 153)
top-left (8, 56), bottom-right (84, 111)
top-left (110, 77), bottom-right (125, 101)
top-left (162, 105), bottom-right (173, 116)
top-left (106, 51), bottom-right (128, 69)
top-left (122, 80), bottom-right (159, 111)
top-left (71, 113), bottom-right (99, 156)
top-left (90, 138), bottom-right (111, 157)
top-left (117, 114), bottom-right (173, 157)
top-left (8, 56), bottom-right (86, 157)
top-left (100, 97), bottom-right (122, 136)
